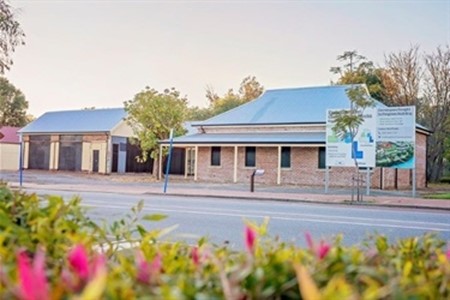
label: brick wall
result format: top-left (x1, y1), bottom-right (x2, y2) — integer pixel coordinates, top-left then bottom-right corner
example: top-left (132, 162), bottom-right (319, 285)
top-left (195, 136), bottom-right (428, 189)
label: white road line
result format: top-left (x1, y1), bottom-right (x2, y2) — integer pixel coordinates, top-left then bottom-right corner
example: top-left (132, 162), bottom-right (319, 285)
top-left (83, 204), bottom-right (450, 232)
top-left (82, 201), bottom-right (450, 228)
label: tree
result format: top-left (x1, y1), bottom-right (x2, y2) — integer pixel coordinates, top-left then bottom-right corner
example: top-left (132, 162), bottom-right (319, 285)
top-left (330, 51), bottom-right (385, 102)
top-left (0, 0), bottom-right (25, 74)
top-left (0, 76), bottom-right (28, 126)
top-left (208, 76), bottom-right (264, 116)
top-left (422, 46), bottom-right (450, 182)
top-left (330, 86), bottom-right (375, 201)
top-left (380, 45), bottom-right (422, 107)
top-left (187, 76), bottom-right (264, 121)
top-left (124, 87), bottom-right (188, 178)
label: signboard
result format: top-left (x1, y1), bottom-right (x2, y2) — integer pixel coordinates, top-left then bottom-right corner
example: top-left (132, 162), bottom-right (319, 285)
top-left (376, 106), bottom-right (415, 169)
top-left (326, 108), bottom-right (376, 168)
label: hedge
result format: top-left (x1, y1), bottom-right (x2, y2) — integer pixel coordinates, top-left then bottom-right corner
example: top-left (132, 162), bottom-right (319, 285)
top-left (0, 184), bottom-right (449, 299)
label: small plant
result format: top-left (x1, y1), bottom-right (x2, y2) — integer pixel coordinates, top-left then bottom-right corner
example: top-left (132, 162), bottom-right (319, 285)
top-left (0, 186), bottom-right (449, 299)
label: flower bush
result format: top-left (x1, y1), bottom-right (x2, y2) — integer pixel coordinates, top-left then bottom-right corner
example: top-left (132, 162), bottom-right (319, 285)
top-left (0, 184), bottom-right (449, 299)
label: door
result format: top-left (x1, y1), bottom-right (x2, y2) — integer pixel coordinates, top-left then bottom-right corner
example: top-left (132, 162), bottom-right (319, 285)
top-left (112, 144), bottom-right (119, 173)
top-left (92, 150), bottom-right (99, 173)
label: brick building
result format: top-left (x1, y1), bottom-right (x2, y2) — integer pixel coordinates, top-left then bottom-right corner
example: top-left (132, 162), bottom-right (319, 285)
top-left (161, 85), bottom-right (430, 189)
top-left (19, 108), bottom-right (152, 174)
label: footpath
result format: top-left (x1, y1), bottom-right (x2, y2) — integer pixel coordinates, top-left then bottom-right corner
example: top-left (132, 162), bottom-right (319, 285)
top-left (3, 171), bottom-right (450, 211)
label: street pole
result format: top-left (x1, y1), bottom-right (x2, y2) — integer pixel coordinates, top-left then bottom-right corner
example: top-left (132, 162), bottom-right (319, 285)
top-left (19, 133), bottom-right (23, 187)
top-left (163, 129), bottom-right (174, 194)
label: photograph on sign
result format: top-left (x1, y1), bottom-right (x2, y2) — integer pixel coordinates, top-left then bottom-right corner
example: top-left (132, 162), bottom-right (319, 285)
top-left (376, 106), bottom-right (415, 169)
top-left (326, 108), bottom-right (376, 168)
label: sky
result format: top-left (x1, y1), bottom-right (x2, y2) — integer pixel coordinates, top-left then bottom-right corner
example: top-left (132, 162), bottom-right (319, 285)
top-left (6, 0), bottom-right (450, 117)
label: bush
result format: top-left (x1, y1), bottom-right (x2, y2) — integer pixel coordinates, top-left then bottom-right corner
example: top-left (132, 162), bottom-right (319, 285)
top-left (0, 185), bottom-right (449, 299)
top-left (440, 176), bottom-right (450, 184)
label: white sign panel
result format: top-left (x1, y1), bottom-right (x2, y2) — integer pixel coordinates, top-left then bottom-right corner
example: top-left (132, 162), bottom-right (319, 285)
top-left (376, 106), bottom-right (415, 169)
top-left (326, 108), bottom-right (376, 168)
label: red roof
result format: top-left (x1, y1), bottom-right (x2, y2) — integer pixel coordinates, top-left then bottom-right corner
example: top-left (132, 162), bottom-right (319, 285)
top-left (0, 126), bottom-right (21, 144)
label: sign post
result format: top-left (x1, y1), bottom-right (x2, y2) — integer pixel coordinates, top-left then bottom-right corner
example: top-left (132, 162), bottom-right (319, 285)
top-left (163, 129), bottom-right (174, 194)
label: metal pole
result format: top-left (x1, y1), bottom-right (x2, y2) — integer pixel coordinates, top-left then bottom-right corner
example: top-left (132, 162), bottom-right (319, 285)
top-left (412, 167), bottom-right (416, 198)
top-left (366, 167), bottom-right (370, 196)
top-left (250, 171), bottom-right (255, 192)
top-left (163, 129), bottom-right (174, 193)
top-left (19, 133), bottom-right (23, 187)
top-left (325, 166), bottom-right (329, 194)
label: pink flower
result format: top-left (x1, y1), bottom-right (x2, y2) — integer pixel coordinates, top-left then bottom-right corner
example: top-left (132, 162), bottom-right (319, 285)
top-left (245, 225), bottom-right (257, 254)
top-left (17, 249), bottom-right (49, 300)
top-left (151, 253), bottom-right (162, 274)
top-left (317, 241), bottom-right (331, 260)
top-left (135, 252), bottom-right (162, 284)
top-left (136, 251), bottom-right (151, 284)
top-left (304, 232), bottom-right (330, 260)
top-left (68, 244), bottom-right (90, 280)
top-left (191, 246), bottom-right (200, 266)
top-left (446, 248), bottom-right (450, 260)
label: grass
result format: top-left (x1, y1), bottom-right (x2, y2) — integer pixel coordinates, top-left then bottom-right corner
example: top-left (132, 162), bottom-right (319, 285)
top-left (423, 193), bottom-right (450, 200)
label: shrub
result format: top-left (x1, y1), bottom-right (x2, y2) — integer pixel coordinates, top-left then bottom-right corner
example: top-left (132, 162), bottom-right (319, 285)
top-left (0, 185), bottom-right (449, 299)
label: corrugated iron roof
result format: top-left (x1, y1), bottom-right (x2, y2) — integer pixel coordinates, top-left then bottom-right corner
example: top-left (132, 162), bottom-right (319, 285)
top-left (19, 108), bottom-right (126, 134)
top-left (196, 84), bottom-right (385, 126)
top-left (0, 126), bottom-right (20, 144)
top-left (162, 132), bottom-right (325, 145)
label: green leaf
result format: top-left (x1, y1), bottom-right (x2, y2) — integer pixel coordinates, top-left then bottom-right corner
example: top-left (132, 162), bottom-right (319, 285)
top-left (143, 214), bottom-right (168, 222)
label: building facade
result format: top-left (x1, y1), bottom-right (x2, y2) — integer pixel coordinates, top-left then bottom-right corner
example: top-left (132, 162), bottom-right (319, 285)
top-left (19, 108), bottom-right (152, 174)
top-left (161, 85), bottom-right (429, 189)
top-left (0, 126), bottom-right (21, 171)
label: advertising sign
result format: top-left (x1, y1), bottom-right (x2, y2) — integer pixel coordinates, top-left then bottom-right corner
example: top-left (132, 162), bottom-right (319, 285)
top-left (376, 106), bottom-right (415, 169)
top-left (326, 108), bottom-right (376, 168)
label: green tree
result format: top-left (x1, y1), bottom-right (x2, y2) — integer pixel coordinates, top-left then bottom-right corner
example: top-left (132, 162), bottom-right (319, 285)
top-left (124, 87), bottom-right (188, 178)
top-left (0, 0), bottom-right (25, 74)
top-left (0, 76), bottom-right (28, 126)
top-left (187, 76), bottom-right (264, 121)
top-left (208, 75), bottom-right (264, 116)
top-left (330, 51), bottom-right (385, 102)
top-left (330, 86), bottom-right (375, 201)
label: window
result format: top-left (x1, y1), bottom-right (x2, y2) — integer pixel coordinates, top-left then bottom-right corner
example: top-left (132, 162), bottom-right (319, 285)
top-left (211, 147), bottom-right (221, 166)
top-left (318, 147), bottom-right (326, 169)
top-left (281, 147), bottom-right (291, 168)
top-left (245, 147), bottom-right (256, 167)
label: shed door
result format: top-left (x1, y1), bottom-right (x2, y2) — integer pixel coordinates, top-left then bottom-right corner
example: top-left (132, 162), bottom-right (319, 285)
top-left (112, 144), bottom-right (119, 173)
top-left (92, 150), bottom-right (99, 173)
top-left (28, 135), bottom-right (50, 170)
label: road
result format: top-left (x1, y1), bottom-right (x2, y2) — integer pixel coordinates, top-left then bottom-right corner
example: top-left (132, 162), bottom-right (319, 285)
top-left (28, 188), bottom-right (450, 249)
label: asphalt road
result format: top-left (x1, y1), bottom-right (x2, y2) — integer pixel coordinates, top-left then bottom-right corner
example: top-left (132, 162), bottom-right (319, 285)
top-left (28, 188), bottom-right (450, 249)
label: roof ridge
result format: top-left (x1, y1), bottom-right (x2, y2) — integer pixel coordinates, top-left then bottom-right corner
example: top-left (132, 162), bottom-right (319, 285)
top-left (265, 84), bottom-right (365, 93)
top-left (44, 107), bottom-right (124, 114)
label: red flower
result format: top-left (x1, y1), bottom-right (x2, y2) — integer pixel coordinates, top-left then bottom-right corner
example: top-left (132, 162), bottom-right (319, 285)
top-left (17, 249), bottom-right (49, 300)
top-left (304, 232), bottom-right (330, 260)
top-left (245, 225), bottom-right (257, 254)
top-left (191, 246), bottom-right (200, 267)
top-left (68, 244), bottom-right (90, 280)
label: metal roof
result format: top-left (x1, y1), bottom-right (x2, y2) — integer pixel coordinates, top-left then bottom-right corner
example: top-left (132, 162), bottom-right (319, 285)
top-left (0, 126), bottom-right (20, 144)
top-left (196, 84), bottom-right (384, 126)
top-left (19, 108), bottom-right (126, 134)
top-left (162, 132), bottom-right (325, 145)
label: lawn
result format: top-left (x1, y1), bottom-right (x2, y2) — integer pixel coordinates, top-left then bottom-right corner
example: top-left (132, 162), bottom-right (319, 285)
top-left (424, 192), bottom-right (450, 200)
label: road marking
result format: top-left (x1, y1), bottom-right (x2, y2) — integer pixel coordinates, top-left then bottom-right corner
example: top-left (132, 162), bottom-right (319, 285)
top-left (83, 204), bottom-right (450, 232)
top-left (82, 200), bottom-right (450, 228)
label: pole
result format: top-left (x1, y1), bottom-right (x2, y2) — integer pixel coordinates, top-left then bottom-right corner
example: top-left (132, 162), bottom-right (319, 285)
top-left (412, 167), bottom-right (416, 198)
top-left (19, 133), bottom-right (23, 187)
top-left (163, 129), bottom-right (174, 193)
top-left (325, 166), bottom-right (329, 194)
top-left (366, 167), bottom-right (370, 196)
